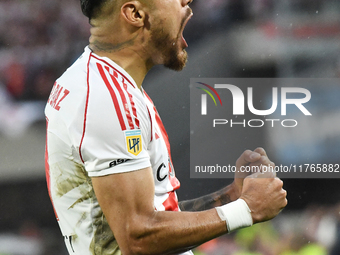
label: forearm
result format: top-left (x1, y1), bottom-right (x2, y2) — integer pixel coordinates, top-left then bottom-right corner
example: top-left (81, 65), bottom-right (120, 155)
top-left (92, 169), bottom-right (242, 255)
top-left (122, 208), bottom-right (227, 255)
top-left (179, 182), bottom-right (240, 212)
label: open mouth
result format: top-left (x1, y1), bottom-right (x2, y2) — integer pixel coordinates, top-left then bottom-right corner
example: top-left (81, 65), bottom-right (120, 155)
top-left (180, 9), bottom-right (193, 48)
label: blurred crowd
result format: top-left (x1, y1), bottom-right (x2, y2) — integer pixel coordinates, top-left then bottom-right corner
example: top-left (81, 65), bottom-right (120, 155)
top-left (0, 0), bottom-right (337, 100)
top-left (193, 204), bottom-right (340, 255)
top-left (0, 0), bottom-right (277, 101)
top-left (0, 0), bottom-right (338, 136)
top-left (0, 205), bottom-right (339, 255)
top-left (0, 0), bottom-right (227, 136)
top-left (0, 0), bottom-right (339, 255)
top-left (0, 0), bottom-right (90, 136)
top-left (0, 0), bottom-right (90, 101)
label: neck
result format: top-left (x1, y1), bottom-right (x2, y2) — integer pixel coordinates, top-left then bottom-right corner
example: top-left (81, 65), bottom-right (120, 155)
top-left (89, 20), bottom-right (153, 89)
top-left (90, 44), bottom-right (152, 89)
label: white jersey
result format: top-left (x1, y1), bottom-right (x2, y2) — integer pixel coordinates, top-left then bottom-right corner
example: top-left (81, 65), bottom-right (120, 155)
top-left (45, 46), bottom-right (193, 255)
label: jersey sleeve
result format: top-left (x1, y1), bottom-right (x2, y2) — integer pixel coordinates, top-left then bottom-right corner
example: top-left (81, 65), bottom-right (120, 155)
top-left (76, 60), bottom-right (151, 177)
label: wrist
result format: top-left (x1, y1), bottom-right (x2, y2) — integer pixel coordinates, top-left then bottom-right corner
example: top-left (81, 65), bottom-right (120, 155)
top-left (215, 198), bottom-right (253, 232)
top-left (230, 181), bottom-right (242, 201)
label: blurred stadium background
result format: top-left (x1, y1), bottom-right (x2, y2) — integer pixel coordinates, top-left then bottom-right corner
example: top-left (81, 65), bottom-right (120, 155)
top-left (0, 0), bottom-right (340, 254)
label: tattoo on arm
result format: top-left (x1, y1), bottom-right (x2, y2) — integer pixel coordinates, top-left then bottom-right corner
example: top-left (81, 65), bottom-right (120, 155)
top-left (178, 185), bottom-right (234, 212)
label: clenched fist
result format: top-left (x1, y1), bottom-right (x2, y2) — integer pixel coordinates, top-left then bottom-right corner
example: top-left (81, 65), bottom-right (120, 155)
top-left (240, 171), bottom-right (287, 224)
top-left (233, 147), bottom-right (275, 198)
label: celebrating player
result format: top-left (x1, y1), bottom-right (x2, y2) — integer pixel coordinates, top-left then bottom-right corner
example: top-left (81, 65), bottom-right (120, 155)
top-left (45, 0), bottom-right (287, 254)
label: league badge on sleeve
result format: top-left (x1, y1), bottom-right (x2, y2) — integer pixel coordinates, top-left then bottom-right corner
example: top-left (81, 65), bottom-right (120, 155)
top-left (125, 130), bottom-right (142, 156)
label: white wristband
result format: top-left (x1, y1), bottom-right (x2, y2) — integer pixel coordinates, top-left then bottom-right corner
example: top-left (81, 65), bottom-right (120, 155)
top-left (215, 199), bottom-right (253, 232)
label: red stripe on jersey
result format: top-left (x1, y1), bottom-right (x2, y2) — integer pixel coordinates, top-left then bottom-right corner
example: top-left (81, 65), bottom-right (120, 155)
top-left (144, 92), bottom-right (181, 191)
top-left (91, 54), bottom-right (136, 89)
top-left (162, 191), bottom-right (179, 211)
top-left (45, 118), bottom-right (59, 220)
top-left (92, 54), bottom-right (140, 129)
top-left (144, 93), bottom-right (171, 153)
top-left (168, 161), bottom-right (181, 190)
top-left (145, 93), bottom-right (172, 159)
top-left (105, 66), bottom-right (134, 130)
top-left (97, 63), bottom-right (127, 131)
top-left (122, 77), bottom-right (140, 128)
top-left (79, 53), bottom-right (92, 163)
top-left (147, 107), bottom-right (153, 142)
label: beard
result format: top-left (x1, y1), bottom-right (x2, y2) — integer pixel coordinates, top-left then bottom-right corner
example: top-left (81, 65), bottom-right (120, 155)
top-left (150, 23), bottom-right (188, 71)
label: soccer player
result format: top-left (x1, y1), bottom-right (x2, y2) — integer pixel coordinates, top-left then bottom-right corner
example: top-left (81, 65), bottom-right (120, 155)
top-left (45, 0), bottom-right (287, 254)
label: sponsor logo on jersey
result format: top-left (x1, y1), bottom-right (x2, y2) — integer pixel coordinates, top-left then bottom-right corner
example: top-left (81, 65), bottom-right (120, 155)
top-left (125, 130), bottom-right (142, 156)
top-left (109, 159), bottom-right (130, 168)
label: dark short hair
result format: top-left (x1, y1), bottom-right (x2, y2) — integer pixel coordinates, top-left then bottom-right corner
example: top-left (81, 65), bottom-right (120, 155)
top-left (80, 0), bottom-right (107, 19)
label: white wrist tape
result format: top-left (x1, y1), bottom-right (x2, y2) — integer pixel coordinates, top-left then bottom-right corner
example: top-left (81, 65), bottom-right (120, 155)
top-left (215, 199), bottom-right (253, 232)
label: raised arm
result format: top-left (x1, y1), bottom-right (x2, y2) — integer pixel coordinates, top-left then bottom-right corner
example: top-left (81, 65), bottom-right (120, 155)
top-left (92, 166), bottom-right (227, 255)
top-left (178, 184), bottom-right (237, 212)
top-left (91, 148), bottom-right (286, 255)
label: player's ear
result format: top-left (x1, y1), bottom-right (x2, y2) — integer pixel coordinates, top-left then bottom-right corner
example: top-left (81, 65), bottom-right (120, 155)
top-left (121, 1), bottom-right (146, 28)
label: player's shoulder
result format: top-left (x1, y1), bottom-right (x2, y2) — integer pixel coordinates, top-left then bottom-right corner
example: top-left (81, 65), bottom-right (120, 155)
top-left (45, 47), bottom-right (91, 118)
top-left (87, 50), bottom-right (139, 92)
top-left (86, 50), bottom-right (145, 108)
top-left (56, 47), bottom-right (92, 87)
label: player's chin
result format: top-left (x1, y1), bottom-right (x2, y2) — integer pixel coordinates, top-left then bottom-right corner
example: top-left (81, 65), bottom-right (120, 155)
top-left (164, 50), bottom-right (188, 71)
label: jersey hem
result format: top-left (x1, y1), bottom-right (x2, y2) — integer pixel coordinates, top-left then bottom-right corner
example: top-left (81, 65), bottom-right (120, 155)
top-left (87, 160), bottom-right (151, 177)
